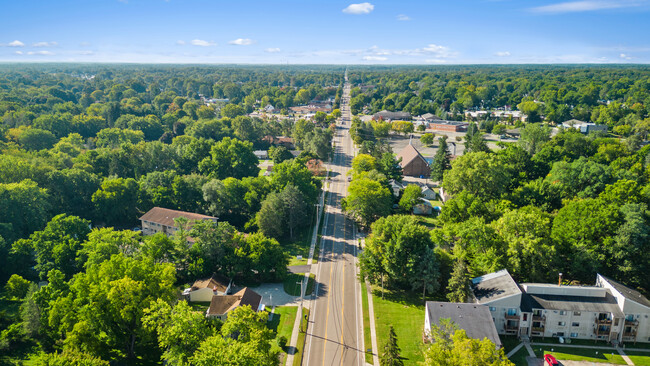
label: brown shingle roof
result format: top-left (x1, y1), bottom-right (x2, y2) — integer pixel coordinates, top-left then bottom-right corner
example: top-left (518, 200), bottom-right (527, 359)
top-left (191, 274), bottom-right (231, 293)
top-left (397, 143), bottom-right (428, 168)
top-left (206, 287), bottom-right (262, 316)
top-left (139, 207), bottom-right (217, 227)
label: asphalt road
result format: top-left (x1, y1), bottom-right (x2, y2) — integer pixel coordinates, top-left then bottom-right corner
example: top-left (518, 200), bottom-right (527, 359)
top-left (304, 72), bottom-right (364, 366)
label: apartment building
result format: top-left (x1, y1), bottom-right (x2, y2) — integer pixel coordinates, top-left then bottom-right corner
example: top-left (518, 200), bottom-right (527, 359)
top-left (139, 207), bottom-right (218, 236)
top-left (470, 270), bottom-right (650, 344)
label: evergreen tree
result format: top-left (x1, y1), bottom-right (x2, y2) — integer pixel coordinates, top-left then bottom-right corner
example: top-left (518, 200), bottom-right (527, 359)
top-left (430, 135), bottom-right (451, 181)
top-left (446, 258), bottom-right (470, 303)
top-left (380, 326), bottom-right (403, 366)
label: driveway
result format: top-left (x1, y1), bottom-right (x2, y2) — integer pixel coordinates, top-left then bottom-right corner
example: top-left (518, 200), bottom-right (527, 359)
top-left (250, 283), bottom-right (300, 307)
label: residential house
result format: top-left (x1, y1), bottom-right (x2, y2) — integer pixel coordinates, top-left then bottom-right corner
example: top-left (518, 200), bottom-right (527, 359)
top-left (263, 104), bottom-right (275, 113)
top-left (253, 150), bottom-right (268, 160)
top-left (397, 143), bottom-right (431, 177)
top-left (183, 274), bottom-right (232, 302)
top-left (470, 269), bottom-right (650, 344)
top-left (206, 287), bottom-right (263, 321)
top-left (420, 185), bottom-right (437, 200)
top-left (413, 198), bottom-right (433, 215)
top-left (140, 207), bottom-right (218, 237)
top-left (424, 302), bottom-right (502, 348)
top-left (562, 119), bottom-right (608, 134)
top-left (388, 179), bottom-right (405, 197)
top-left (373, 110), bottom-right (412, 121)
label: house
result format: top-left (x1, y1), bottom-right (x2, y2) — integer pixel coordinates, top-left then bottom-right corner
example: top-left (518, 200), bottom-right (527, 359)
top-left (253, 150), bottom-right (268, 160)
top-left (397, 143), bottom-right (431, 177)
top-left (562, 119), bottom-right (608, 134)
top-left (470, 269), bottom-right (650, 344)
top-left (183, 274), bottom-right (232, 302)
top-left (206, 287), bottom-right (263, 321)
top-left (429, 121), bottom-right (468, 132)
top-left (388, 179), bottom-right (405, 197)
top-left (263, 104), bottom-right (275, 113)
top-left (424, 302), bottom-right (502, 348)
top-left (140, 207), bottom-right (218, 237)
top-left (373, 110), bottom-right (412, 121)
top-left (419, 113), bottom-right (442, 122)
top-left (421, 185), bottom-right (437, 200)
top-left (413, 198), bottom-right (433, 215)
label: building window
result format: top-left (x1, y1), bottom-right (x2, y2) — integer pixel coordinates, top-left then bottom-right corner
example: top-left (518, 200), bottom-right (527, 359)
top-left (573, 311), bottom-right (581, 316)
top-left (557, 332), bottom-right (565, 337)
top-left (559, 310), bottom-right (567, 315)
top-left (507, 308), bottom-right (517, 316)
top-left (558, 321), bottom-right (566, 326)
top-left (570, 332), bottom-right (578, 338)
top-left (490, 307), bottom-right (496, 311)
top-left (626, 314), bottom-right (635, 321)
top-left (523, 314), bottom-right (528, 321)
top-left (533, 309), bottom-right (542, 317)
top-left (572, 322), bottom-right (580, 327)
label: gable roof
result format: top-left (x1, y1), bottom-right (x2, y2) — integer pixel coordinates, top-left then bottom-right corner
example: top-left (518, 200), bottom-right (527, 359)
top-left (599, 275), bottom-right (650, 308)
top-left (397, 144), bottom-right (428, 168)
top-left (425, 302), bottom-right (501, 348)
top-left (207, 287), bottom-right (262, 316)
top-left (191, 274), bottom-right (231, 293)
top-left (520, 291), bottom-right (624, 317)
top-left (421, 113), bottom-right (441, 120)
top-left (139, 207), bottom-right (217, 227)
top-left (471, 269), bottom-right (522, 304)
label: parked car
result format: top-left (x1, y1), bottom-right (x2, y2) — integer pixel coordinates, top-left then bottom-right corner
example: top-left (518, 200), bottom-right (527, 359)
top-left (544, 354), bottom-right (559, 366)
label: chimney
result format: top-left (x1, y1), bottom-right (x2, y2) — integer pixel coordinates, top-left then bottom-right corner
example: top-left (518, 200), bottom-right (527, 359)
top-left (558, 273), bottom-right (563, 286)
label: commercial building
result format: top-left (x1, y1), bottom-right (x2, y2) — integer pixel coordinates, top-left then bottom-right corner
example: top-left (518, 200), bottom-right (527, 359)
top-left (429, 121), bottom-right (468, 132)
top-left (561, 119), bottom-right (608, 134)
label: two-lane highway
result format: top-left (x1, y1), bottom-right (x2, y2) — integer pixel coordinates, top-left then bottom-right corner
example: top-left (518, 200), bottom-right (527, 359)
top-left (304, 71), bottom-right (364, 366)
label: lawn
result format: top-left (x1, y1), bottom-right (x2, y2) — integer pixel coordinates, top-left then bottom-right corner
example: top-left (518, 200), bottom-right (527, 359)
top-left (625, 351), bottom-right (650, 366)
top-left (292, 308), bottom-right (310, 366)
top-left (284, 223), bottom-right (314, 267)
top-left (283, 273), bottom-right (315, 296)
top-left (508, 346), bottom-right (530, 366)
top-left (267, 305), bottom-right (299, 363)
top-left (500, 335), bottom-right (521, 354)
top-left (360, 280), bottom-right (374, 365)
top-left (371, 286), bottom-right (427, 365)
top-left (532, 345), bottom-right (627, 364)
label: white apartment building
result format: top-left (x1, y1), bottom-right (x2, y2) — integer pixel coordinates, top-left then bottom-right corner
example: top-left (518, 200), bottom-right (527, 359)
top-left (471, 270), bottom-right (650, 344)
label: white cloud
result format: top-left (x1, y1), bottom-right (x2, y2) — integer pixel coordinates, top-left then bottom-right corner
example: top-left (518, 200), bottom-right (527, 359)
top-left (27, 51), bottom-right (54, 55)
top-left (530, 0), bottom-right (641, 14)
top-left (229, 38), bottom-right (254, 46)
top-left (265, 48), bottom-right (281, 53)
top-left (190, 39), bottom-right (216, 47)
top-left (421, 44), bottom-right (455, 58)
top-left (495, 51), bottom-right (511, 57)
top-left (32, 41), bottom-right (58, 47)
top-left (363, 55), bottom-right (388, 61)
top-left (343, 2), bottom-right (374, 14)
top-left (15, 51), bottom-right (23, 55)
top-left (176, 40), bottom-right (186, 45)
top-left (620, 53), bottom-right (632, 60)
top-left (8, 40), bottom-right (25, 47)
top-left (397, 14), bottom-right (410, 21)
top-left (78, 50), bottom-right (94, 55)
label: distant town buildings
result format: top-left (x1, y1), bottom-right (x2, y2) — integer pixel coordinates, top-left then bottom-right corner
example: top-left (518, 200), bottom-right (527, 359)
top-left (562, 119), bottom-right (608, 134)
top-left (373, 110), bottom-right (412, 121)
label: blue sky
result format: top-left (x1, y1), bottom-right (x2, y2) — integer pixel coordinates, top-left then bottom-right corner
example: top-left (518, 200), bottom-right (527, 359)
top-left (1, 0), bottom-right (649, 64)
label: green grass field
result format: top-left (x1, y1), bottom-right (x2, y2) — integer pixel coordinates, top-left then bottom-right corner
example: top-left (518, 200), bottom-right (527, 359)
top-left (623, 350), bottom-right (650, 366)
top-left (500, 335), bottom-right (522, 354)
top-left (371, 287), bottom-right (426, 365)
top-left (508, 346), bottom-right (530, 366)
top-left (360, 280), bottom-right (374, 364)
top-left (267, 305), bottom-right (299, 363)
top-left (283, 273), bottom-right (315, 296)
top-left (532, 346), bottom-right (627, 364)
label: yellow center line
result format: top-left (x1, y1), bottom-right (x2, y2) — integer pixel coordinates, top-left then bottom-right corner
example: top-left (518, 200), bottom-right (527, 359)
top-left (322, 187), bottom-right (337, 366)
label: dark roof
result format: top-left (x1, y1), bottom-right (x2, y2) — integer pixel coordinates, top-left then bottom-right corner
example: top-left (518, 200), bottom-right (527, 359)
top-left (397, 144), bottom-right (428, 168)
top-left (207, 287), bottom-right (262, 316)
top-left (425, 302), bottom-right (502, 348)
top-left (139, 207), bottom-right (217, 227)
top-left (520, 291), bottom-right (624, 317)
top-left (191, 274), bottom-right (231, 293)
top-left (430, 121), bottom-right (468, 126)
top-left (599, 275), bottom-right (650, 309)
top-left (471, 269), bottom-right (521, 304)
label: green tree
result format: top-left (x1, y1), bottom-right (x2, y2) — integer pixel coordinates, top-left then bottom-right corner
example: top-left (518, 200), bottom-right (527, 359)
top-left (199, 137), bottom-right (259, 180)
top-left (380, 326), bottom-right (403, 366)
top-left (37, 349), bottom-right (109, 366)
top-left (443, 152), bottom-right (510, 200)
top-left (18, 127), bottom-right (57, 150)
top-left (270, 160), bottom-right (321, 203)
top-left (268, 146), bottom-right (293, 164)
top-left (398, 184), bottom-right (423, 213)
top-left (279, 184), bottom-right (309, 239)
top-left (342, 178), bottom-right (393, 227)
top-left (377, 152), bottom-right (403, 181)
top-left (430, 135), bottom-right (451, 182)
top-left (446, 258), bottom-right (470, 303)
top-left (257, 192), bottom-right (286, 239)
top-left (519, 123), bottom-right (550, 155)
top-left (420, 133), bottom-right (434, 146)
top-left (412, 246), bottom-right (440, 301)
top-left (237, 233), bottom-right (287, 282)
top-left (4, 274), bottom-right (31, 299)
top-left (91, 177), bottom-right (141, 226)
top-left (351, 154), bottom-right (377, 175)
top-left (0, 179), bottom-right (51, 242)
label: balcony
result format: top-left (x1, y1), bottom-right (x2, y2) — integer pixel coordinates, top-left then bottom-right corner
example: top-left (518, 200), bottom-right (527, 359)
top-left (625, 319), bottom-right (639, 326)
top-left (505, 312), bottom-right (519, 320)
top-left (532, 327), bottom-right (545, 333)
top-left (595, 318), bottom-right (612, 325)
top-left (532, 315), bottom-right (546, 322)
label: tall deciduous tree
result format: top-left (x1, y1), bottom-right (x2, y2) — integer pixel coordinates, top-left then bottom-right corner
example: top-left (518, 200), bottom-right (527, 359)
top-left (199, 137), bottom-right (259, 180)
top-left (443, 152), bottom-right (510, 200)
top-left (342, 178), bottom-right (392, 227)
